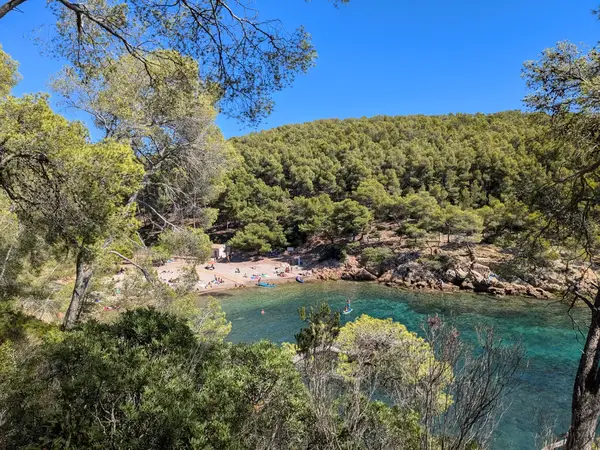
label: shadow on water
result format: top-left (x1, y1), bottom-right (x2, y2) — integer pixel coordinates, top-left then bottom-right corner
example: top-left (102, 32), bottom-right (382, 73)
top-left (211, 281), bottom-right (589, 450)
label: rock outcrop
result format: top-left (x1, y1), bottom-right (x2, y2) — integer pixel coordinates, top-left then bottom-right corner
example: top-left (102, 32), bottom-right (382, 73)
top-left (310, 243), bottom-right (590, 299)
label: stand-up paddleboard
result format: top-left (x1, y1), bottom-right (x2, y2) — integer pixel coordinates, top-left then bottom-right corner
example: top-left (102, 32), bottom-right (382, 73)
top-left (342, 298), bottom-right (353, 314)
top-left (257, 281), bottom-right (275, 288)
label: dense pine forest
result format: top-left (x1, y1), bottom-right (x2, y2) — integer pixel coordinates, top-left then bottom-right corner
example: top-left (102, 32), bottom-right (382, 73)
top-left (218, 112), bottom-right (557, 251)
top-left (229, 112), bottom-right (550, 205)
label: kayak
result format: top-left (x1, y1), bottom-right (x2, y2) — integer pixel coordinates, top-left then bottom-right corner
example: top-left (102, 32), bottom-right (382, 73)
top-left (296, 276), bottom-right (304, 283)
top-left (342, 308), bottom-right (353, 315)
top-left (257, 282), bottom-right (275, 288)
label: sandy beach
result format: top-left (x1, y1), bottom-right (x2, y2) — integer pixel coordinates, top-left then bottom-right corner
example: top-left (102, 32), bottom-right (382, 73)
top-left (156, 256), bottom-right (314, 292)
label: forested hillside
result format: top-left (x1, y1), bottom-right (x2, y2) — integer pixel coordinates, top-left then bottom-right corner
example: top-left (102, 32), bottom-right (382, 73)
top-left (218, 112), bottom-right (556, 249)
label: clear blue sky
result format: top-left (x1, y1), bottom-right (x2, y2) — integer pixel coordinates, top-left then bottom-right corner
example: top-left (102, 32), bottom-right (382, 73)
top-left (1, 0), bottom-right (599, 138)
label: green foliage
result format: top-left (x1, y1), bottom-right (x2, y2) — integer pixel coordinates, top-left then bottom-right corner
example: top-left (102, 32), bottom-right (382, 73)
top-left (1, 308), bottom-right (207, 449)
top-left (53, 50), bottom-right (228, 235)
top-left (360, 402), bottom-right (424, 450)
top-left (229, 222), bottom-right (287, 253)
top-left (345, 241), bottom-right (361, 255)
top-left (0, 92), bottom-right (143, 257)
top-left (0, 192), bottom-right (25, 298)
top-left (352, 178), bottom-right (392, 218)
top-left (289, 195), bottom-right (372, 244)
top-left (47, 0), bottom-right (332, 123)
top-left (295, 303), bottom-right (341, 355)
top-left (440, 205), bottom-right (484, 242)
top-left (523, 41), bottom-right (600, 257)
top-left (155, 227), bottom-right (212, 264)
top-left (477, 197), bottom-right (534, 243)
top-left (421, 254), bottom-right (453, 273)
top-left (393, 191), bottom-right (443, 238)
top-left (290, 194), bottom-right (334, 238)
top-left (186, 298), bottom-right (232, 344)
top-left (218, 112), bottom-right (553, 246)
top-left (293, 307), bottom-right (449, 448)
top-left (329, 199), bottom-right (373, 241)
top-left (149, 244), bottom-right (173, 266)
top-left (0, 308), bottom-right (308, 449)
top-left (0, 302), bottom-right (59, 345)
top-left (199, 340), bottom-right (310, 448)
top-left (0, 75), bottom-right (144, 327)
top-left (0, 45), bottom-right (19, 97)
top-left (336, 314), bottom-right (453, 413)
top-left (219, 168), bottom-right (290, 229)
top-left (360, 246), bottom-right (396, 275)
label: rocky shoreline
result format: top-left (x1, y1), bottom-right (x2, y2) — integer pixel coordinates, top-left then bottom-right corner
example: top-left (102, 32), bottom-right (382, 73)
top-left (313, 262), bottom-right (554, 299)
top-left (311, 244), bottom-right (597, 300)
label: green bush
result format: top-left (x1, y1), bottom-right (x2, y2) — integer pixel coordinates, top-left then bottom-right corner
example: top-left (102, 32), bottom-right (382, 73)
top-left (346, 242), bottom-right (361, 255)
top-left (360, 247), bottom-right (395, 275)
top-left (0, 309), bottom-right (309, 449)
top-left (421, 254), bottom-right (452, 273)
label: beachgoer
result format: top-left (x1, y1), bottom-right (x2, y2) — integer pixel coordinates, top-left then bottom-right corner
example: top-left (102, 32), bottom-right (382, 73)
top-left (243, 273), bottom-right (248, 278)
top-left (261, 309), bottom-right (265, 315)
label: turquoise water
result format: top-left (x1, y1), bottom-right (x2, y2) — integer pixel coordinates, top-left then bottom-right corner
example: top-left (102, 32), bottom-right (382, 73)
top-left (214, 281), bottom-right (589, 450)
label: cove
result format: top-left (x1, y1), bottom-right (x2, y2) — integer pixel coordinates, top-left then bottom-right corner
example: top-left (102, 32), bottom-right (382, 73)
top-left (214, 281), bottom-right (588, 450)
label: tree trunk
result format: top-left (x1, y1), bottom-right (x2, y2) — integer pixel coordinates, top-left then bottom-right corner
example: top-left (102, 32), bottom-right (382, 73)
top-left (62, 250), bottom-right (94, 330)
top-left (565, 299), bottom-right (600, 450)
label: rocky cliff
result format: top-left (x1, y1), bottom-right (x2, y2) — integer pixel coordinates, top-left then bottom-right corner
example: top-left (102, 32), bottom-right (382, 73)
top-left (312, 244), bottom-right (597, 299)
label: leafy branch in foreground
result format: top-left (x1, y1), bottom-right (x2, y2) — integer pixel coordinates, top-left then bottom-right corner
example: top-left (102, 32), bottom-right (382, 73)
top-left (1, 0), bottom-right (348, 122)
top-left (523, 39), bottom-right (600, 450)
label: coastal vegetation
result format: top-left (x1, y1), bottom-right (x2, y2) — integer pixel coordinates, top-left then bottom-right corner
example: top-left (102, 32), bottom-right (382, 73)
top-left (219, 112), bottom-right (552, 253)
top-left (0, 40), bottom-right (589, 449)
top-left (1, 0), bottom-right (600, 447)
top-left (0, 305), bottom-right (523, 450)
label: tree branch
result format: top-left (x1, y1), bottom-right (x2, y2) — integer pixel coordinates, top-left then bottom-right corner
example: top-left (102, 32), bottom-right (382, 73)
top-left (56, 0), bottom-right (153, 77)
top-left (138, 200), bottom-right (183, 231)
top-left (108, 250), bottom-right (155, 284)
top-left (0, 0), bottom-right (27, 20)
top-left (568, 287), bottom-right (596, 311)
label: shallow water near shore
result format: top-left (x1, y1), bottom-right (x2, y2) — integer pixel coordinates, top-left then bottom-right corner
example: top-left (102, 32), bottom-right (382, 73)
top-left (215, 281), bottom-right (589, 450)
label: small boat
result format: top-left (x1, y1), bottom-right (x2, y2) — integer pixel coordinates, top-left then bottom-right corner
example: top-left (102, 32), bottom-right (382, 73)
top-left (295, 276), bottom-right (304, 283)
top-left (257, 281), bottom-right (275, 288)
top-left (342, 308), bottom-right (353, 315)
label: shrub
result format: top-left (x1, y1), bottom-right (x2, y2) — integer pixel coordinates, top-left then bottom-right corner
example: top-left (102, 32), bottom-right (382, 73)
top-left (346, 242), bottom-right (361, 255)
top-left (360, 247), bottom-right (395, 275)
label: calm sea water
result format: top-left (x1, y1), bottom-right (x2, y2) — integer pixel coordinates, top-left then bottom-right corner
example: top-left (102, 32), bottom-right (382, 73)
top-left (213, 281), bottom-right (589, 450)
